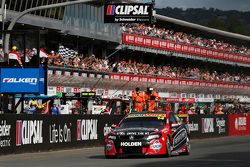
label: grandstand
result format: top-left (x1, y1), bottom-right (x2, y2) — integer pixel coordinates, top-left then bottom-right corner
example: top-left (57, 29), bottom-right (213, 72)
top-left (1, 0), bottom-right (250, 99)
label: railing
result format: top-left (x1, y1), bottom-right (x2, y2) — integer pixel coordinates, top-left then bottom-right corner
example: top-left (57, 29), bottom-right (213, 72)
top-left (48, 66), bottom-right (250, 90)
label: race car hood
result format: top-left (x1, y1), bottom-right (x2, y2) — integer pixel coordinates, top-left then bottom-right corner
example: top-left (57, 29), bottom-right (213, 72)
top-left (113, 127), bottom-right (159, 136)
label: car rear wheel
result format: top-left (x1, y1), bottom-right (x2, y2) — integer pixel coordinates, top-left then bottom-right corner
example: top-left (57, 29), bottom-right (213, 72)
top-left (166, 136), bottom-right (171, 157)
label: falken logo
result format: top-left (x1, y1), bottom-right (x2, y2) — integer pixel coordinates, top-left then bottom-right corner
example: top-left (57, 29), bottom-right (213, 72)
top-left (106, 5), bottom-right (149, 15)
top-left (2, 78), bottom-right (38, 85)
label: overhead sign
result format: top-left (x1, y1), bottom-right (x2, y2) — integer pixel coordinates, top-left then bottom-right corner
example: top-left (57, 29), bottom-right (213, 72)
top-left (104, 3), bottom-right (152, 23)
top-left (0, 68), bottom-right (45, 94)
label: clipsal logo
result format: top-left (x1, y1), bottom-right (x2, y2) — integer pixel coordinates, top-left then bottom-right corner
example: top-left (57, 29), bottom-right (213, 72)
top-left (106, 5), bottom-right (149, 15)
top-left (3, 78), bottom-right (37, 85)
top-left (235, 117), bottom-right (247, 131)
top-left (16, 120), bottom-right (43, 146)
top-left (77, 119), bottom-right (98, 141)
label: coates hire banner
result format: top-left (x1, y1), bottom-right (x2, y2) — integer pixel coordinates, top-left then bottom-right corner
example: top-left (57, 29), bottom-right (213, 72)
top-left (0, 68), bottom-right (44, 94)
top-left (104, 3), bottom-right (152, 23)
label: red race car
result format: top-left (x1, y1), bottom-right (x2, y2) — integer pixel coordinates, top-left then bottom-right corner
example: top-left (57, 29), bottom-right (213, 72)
top-left (104, 111), bottom-right (190, 158)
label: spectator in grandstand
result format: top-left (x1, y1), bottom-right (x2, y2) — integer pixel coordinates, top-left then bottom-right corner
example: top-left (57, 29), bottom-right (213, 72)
top-left (121, 23), bottom-right (250, 56)
top-left (187, 106), bottom-right (197, 115)
top-left (0, 45), bottom-right (4, 62)
top-left (8, 46), bottom-right (23, 67)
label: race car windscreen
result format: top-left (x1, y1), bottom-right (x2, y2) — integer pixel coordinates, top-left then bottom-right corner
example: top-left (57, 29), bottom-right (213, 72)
top-left (120, 117), bottom-right (166, 129)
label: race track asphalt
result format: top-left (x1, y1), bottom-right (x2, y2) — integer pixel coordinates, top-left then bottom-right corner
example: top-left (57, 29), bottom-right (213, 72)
top-left (0, 136), bottom-right (250, 167)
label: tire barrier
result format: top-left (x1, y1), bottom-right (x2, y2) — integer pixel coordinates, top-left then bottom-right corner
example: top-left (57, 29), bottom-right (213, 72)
top-left (0, 114), bottom-right (249, 155)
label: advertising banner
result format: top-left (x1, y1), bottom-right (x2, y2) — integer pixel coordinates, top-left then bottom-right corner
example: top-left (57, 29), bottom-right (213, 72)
top-left (0, 114), bottom-right (124, 155)
top-left (0, 68), bottom-right (45, 94)
top-left (189, 115), bottom-right (228, 138)
top-left (109, 73), bottom-right (250, 89)
top-left (122, 33), bottom-right (250, 64)
top-left (228, 114), bottom-right (250, 136)
top-left (104, 3), bottom-right (152, 23)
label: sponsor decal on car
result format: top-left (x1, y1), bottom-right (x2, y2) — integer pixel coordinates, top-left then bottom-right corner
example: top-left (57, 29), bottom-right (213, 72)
top-left (106, 144), bottom-right (113, 151)
top-left (150, 140), bottom-right (162, 152)
top-left (120, 142), bottom-right (142, 147)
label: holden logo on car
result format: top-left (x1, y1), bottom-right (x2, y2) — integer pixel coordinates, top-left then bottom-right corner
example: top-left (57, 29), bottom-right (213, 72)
top-left (129, 135), bottom-right (134, 140)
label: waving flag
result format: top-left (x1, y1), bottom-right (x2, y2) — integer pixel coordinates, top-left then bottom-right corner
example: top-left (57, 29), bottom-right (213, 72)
top-left (58, 45), bottom-right (78, 60)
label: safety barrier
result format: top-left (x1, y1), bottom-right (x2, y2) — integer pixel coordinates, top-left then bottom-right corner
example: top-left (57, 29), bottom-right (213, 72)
top-left (0, 114), bottom-right (249, 155)
top-left (0, 114), bottom-right (123, 155)
top-left (228, 114), bottom-right (250, 136)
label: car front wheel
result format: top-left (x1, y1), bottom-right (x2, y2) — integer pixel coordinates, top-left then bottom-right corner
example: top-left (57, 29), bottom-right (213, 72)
top-left (166, 136), bottom-right (171, 157)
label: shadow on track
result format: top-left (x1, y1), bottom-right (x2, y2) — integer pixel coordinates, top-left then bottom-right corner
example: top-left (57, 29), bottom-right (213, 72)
top-left (89, 154), bottom-right (179, 160)
top-left (132, 151), bottom-right (250, 167)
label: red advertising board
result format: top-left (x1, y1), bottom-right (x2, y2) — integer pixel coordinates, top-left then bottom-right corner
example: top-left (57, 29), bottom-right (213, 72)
top-left (165, 98), bottom-right (196, 103)
top-left (228, 114), bottom-right (250, 136)
top-left (122, 33), bottom-right (250, 64)
top-left (109, 73), bottom-right (250, 89)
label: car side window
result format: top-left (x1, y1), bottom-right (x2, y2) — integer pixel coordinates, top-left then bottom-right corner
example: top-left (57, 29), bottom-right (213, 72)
top-left (169, 113), bottom-right (178, 124)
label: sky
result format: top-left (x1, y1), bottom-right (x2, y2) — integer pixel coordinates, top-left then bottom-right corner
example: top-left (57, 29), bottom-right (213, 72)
top-left (142, 0), bottom-right (250, 11)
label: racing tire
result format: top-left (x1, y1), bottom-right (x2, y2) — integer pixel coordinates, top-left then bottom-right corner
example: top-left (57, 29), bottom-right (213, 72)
top-left (166, 136), bottom-right (171, 157)
top-left (180, 137), bottom-right (190, 156)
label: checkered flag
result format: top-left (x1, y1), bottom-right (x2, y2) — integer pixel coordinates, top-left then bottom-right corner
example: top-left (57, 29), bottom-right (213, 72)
top-left (58, 45), bottom-right (78, 60)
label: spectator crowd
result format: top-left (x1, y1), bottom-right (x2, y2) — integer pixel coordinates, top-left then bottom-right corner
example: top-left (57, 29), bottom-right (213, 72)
top-left (48, 53), bottom-right (250, 84)
top-left (121, 23), bottom-right (250, 56)
top-left (1, 43), bottom-right (249, 84)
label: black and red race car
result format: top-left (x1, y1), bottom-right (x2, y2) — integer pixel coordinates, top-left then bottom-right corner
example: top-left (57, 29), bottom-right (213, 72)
top-left (104, 111), bottom-right (190, 158)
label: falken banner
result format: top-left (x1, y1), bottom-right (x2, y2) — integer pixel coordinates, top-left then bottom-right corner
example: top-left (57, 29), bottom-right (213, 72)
top-left (104, 3), bottom-right (152, 23)
top-left (0, 67), bottom-right (45, 94)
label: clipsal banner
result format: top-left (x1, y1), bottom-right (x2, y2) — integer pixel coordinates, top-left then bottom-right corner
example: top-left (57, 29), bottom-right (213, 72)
top-left (228, 114), bottom-right (250, 136)
top-left (76, 119), bottom-right (98, 141)
top-left (104, 3), bottom-right (152, 23)
top-left (16, 120), bottom-right (43, 146)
